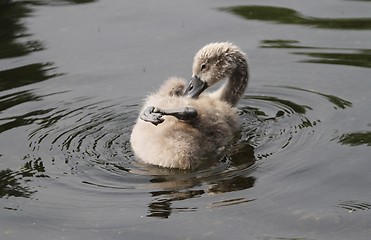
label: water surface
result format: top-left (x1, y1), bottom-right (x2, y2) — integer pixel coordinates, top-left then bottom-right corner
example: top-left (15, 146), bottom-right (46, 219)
top-left (1, 0), bottom-right (371, 239)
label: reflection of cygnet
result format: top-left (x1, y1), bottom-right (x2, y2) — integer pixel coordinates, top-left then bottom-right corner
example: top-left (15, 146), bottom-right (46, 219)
top-left (130, 42), bottom-right (249, 169)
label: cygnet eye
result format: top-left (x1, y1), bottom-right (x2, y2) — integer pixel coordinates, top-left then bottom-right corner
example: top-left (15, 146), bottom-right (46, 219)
top-left (200, 63), bottom-right (206, 71)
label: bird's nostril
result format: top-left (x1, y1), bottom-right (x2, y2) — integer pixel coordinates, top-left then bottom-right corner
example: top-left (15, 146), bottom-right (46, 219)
top-left (189, 84), bottom-right (193, 91)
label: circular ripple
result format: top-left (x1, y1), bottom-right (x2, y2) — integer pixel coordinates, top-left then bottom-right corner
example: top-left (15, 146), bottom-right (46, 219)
top-left (27, 96), bottom-right (137, 178)
top-left (23, 85), bottom-right (351, 218)
top-left (26, 85), bottom-right (349, 177)
top-left (240, 96), bottom-right (315, 159)
top-left (238, 85), bottom-right (351, 161)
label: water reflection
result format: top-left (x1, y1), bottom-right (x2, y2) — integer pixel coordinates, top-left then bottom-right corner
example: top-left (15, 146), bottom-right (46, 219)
top-left (147, 173), bottom-right (256, 218)
top-left (261, 40), bottom-right (315, 49)
top-left (0, 0), bottom-right (96, 93)
top-left (208, 175), bottom-right (255, 194)
top-left (0, 91), bottom-right (66, 134)
top-left (220, 5), bottom-right (371, 30)
top-left (0, 1), bottom-right (44, 59)
top-left (0, 90), bottom-right (41, 112)
top-left (244, 95), bottom-right (310, 114)
top-left (261, 39), bottom-right (371, 69)
top-left (0, 63), bottom-right (61, 92)
top-left (32, 0), bottom-right (97, 5)
top-left (148, 190), bottom-right (204, 218)
top-left (0, 155), bottom-right (49, 200)
top-left (239, 94), bottom-right (317, 158)
top-left (337, 200), bottom-right (371, 212)
top-left (278, 86), bottom-right (352, 109)
top-left (0, 0), bottom-right (63, 203)
top-left (296, 51), bottom-right (371, 68)
top-left (146, 142), bottom-right (256, 218)
top-left (338, 131), bottom-right (371, 146)
top-left (0, 1), bottom-right (63, 93)
top-left (239, 86), bottom-right (352, 162)
top-left (208, 197), bottom-right (255, 208)
top-left (0, 168), bottom-right (34, 199)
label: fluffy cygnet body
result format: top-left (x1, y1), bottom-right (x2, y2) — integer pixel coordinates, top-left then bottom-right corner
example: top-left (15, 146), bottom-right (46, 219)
top-left (130, 42), bottom-right (249, 169)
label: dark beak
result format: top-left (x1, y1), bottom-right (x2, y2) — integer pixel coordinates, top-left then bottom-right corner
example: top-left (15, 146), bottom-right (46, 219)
top-left (183, 75), bottom-right (208, 98)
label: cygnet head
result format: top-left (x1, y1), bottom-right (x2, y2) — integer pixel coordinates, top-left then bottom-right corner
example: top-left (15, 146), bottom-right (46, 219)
top-left (183, 42), bottom-right (248, 100)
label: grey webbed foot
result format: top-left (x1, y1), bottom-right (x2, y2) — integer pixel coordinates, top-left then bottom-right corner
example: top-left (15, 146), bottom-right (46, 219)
top-left (154, 107), bottom-right (197, 121)
top-left (140, 106), bottom-right (198, 125)
top-left (140, 106), bottom-right (164, 126)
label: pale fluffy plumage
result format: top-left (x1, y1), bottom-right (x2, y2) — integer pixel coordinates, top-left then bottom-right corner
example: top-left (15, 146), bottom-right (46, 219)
top-left (130, 42), bottom-right (248, 169)
top-left (131, 77), bottom-right (238, 169)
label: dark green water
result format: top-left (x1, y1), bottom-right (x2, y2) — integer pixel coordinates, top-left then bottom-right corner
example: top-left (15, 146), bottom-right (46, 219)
top-left (1, 0), bottom-right (371, 239)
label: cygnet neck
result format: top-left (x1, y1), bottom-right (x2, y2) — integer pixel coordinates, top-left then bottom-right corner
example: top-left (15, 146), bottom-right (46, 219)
top-left (219, 55), bottom-right (248, 106)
